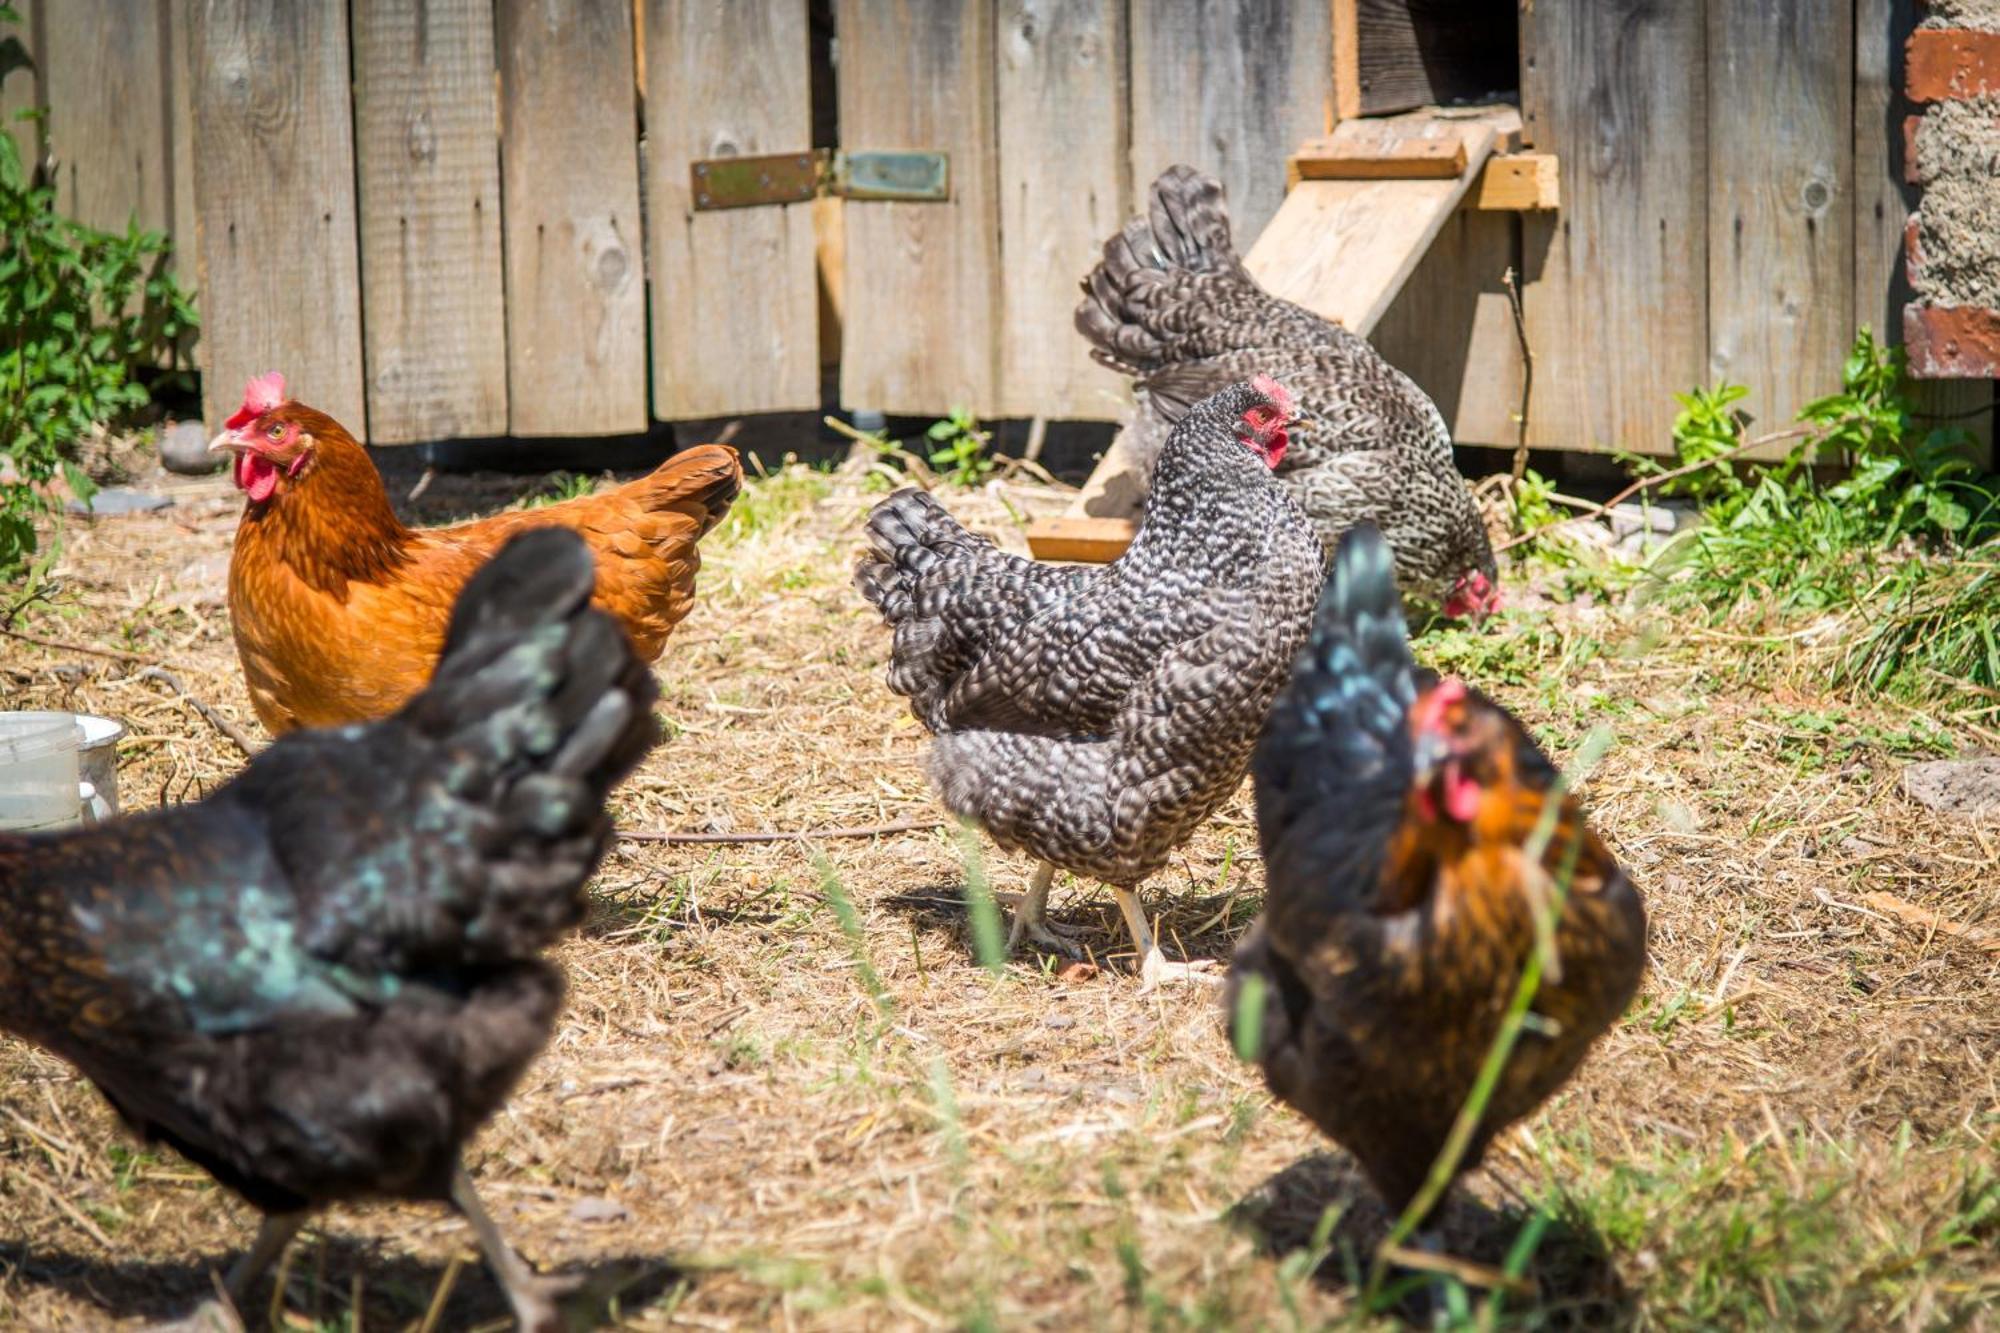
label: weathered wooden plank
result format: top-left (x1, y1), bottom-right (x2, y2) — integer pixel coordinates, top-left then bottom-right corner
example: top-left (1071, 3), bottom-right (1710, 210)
top-left (1334, 0), bottom-right (1521, 120)
top-left (186, 0), bottom-right (365, 435)
top-left (1244, 112), bottom-right (1512, 337)
top-left (42, 1), bottom-right (168, 236)
top-left (1371, 208), bottom-right (1524, 448)
top-left (995, 0), bottom-right (1127, 420)
top-left (838, 0), bottom-right (999, 416)
top-left (0, 0), bottom-right (40, 173)
top-left (166, 0), bottom-right (198, 292)
top-left (1024, 515), bottom-right (1136, 562)
top-left (1517, 1), bottom-right (1706, 455)
top-left (1471, 153), bottom-right (1559, 211)
top-left (1291, 132), bottom-right (1466, 180)
top-left (350, 0), bottom-right (507, 444)
top-left (1855, 0), bottom-right (1993, 453)
top-left (1130, 0), bottom-right (1332, 248)
top-left (645, 0), bottom-right (817, 419)
top-left (496, 0), bottom-right (646, 436)
top-left (1707, 0), bottom-right (1853, 451)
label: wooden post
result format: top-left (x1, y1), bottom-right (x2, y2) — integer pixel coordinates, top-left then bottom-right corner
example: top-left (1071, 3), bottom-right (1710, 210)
top-left (350, 0), bottom-right (509, 444)
top-left (643, 0), bottom-right (818, 420)
top-left (186, 0), bottom-right (366, 435)
top-left (495, 0), bottom-right (648, 436)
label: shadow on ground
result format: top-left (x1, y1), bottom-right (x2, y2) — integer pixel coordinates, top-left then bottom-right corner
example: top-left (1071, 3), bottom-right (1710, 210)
top-left (1231, 1152), bottom-right (1632, 1329)
top-left (882, 879), bottom-right (1254, 974)
top-left (0, 1236), bottom-right (688, 1329)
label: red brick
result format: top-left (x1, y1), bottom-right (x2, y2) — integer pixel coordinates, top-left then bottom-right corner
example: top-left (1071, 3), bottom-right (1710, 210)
top-left (1905, 29), bottom-right (2000, 102)
top-left (1904, 304), bottom-right (2000, 378)
top-left (1904, 113), bottom-right (1924, 183)
top-left (1905, 214), bottom-right (1928, 278)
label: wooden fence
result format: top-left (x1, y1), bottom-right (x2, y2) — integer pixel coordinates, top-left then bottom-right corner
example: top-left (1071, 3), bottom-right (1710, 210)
top-left (2, 1), bottom-right (1989, 453)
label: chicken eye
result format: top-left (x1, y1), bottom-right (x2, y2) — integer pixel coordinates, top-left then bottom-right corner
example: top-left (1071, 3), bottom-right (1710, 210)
top-left (267, 422), bottom-right (285, 441)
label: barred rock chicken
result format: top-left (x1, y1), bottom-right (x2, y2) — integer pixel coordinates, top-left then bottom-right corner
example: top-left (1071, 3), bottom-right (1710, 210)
top-left (0, 530), bottom-right (656, 1332)
top-left (1229, 525), bottom-right (1645, 1219)
top-left (857, 377), bottom-right (1324, 987)
top-left (1077, 165), bottom-right (1499, 618)
top-left (212, 371), bottom-right (740, 734)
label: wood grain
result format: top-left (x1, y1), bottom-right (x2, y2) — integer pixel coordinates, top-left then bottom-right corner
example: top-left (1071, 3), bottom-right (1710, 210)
top-left (42, 1), bottom-right (168, 236)
top-left (1855, 0), bottom-right (1992, 456)
top-left (1334, 0), bottom-right (1521, 120)
top-left (165, 0), bottom-right (198, 294)
top-left (644, 0), bottom-right (818, 419)
top-left (186, 0), bottom-right (366, 435)
top-left (496, 0), bottom-right (647, 436)
top-left (0, 0), bottom-right (38, 166)
top-left (1517, 0), bottom-right (1706, 455)
top-left (1371, 208), bottom-right (1524, 447)
top-left (1707, 0), bottom-right (1854, 451)
top-left (1024, 515), bottom-right (1135, 563)
top-left (350, 0), bottom-right (508, 444)
top-left (1129, 0), bottom-right (1331, 248)
top-left (1244, 113), bottom-right (1510, 337)
top-left (995, 0), bottom-right (1127, 420)
top-left (837, 0), bottom-right (999, 416)
top-left (1471, 153), bottom-right (1559, 211)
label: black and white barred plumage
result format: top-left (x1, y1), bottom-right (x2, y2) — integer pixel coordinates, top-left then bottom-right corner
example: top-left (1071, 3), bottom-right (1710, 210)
top-left (1076, 164), bottom-right (1498, 610)
top-left (855, 381), bottom-right (1325, 889)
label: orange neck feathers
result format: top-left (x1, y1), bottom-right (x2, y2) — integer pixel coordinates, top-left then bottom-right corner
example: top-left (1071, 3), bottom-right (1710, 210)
top-left (235, 409), bottom-right (415, 597)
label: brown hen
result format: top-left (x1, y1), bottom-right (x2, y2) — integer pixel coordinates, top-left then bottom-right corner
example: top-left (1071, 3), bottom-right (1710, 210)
top-left (212, 372), bottom-right (739, 733)
top-left (1229, 525), bottom-right (1646, 1220)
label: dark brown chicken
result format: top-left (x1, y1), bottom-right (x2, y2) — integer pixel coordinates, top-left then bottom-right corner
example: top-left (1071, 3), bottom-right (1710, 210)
top-left (1228, 525), bottom-right (1644, 1217)
top-left (0, 530), bottom-right (656, 1331)
top-left (1078, 166), bottom-right (1499, 618)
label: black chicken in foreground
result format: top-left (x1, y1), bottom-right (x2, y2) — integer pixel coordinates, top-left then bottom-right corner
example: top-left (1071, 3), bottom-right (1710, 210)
top-left (1228, 525), bottom-right (1645, 1220)
top-left (857, 378), bottom-right (1325, 987)
top-left (0, 529), bottom-right (657, 1331)
top-left (1078, 165), bottom-right (1500, 619)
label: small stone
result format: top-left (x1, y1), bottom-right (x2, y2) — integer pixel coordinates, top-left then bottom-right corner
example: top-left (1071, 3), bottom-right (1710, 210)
top-left (67, 487), bottom-right (173, 516)
top-left (567, 1195), bottom-right (630, 1224)
top-left (160, 419), bottom-right (226, 475)
top-left (1902, 757), bottom-right (2000, 817)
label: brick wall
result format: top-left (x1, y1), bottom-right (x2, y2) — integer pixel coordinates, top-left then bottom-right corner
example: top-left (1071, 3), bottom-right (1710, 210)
top-left (1904, 5), bottom-right (2000, 376)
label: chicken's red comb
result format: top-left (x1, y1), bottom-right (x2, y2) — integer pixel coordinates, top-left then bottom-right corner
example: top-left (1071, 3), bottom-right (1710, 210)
top-left (1411, 676), bottom-right (1469, 734)
top-left (225, 371), bottom-right (288, 432)
top-left (1250, 373), bottom-right (1295, 419)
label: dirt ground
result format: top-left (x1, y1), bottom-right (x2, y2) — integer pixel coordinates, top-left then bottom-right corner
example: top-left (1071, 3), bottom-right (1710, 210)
top-left (1, 454), bottom-right (1995, 1331)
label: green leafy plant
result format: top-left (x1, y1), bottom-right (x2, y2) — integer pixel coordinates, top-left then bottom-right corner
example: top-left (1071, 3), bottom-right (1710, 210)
top-left (924, 407), bottom-right (996, 488)
top-left (0, 1), bottom-right (198, 579)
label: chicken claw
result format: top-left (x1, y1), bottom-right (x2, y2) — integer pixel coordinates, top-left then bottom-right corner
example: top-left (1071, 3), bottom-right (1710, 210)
top-left (998, 862), bottom-right (1086, 958)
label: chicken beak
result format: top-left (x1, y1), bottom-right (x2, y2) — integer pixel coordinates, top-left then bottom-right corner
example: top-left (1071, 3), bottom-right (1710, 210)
top-left (1410, 730), bottom-right (1450, 788)
top-left (207, 431), bottom-right (247, 455)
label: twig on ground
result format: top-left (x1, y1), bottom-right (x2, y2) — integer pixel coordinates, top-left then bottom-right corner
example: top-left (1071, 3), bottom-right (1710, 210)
top-left (1494, 425), bottom-right (1815, 554)
top-left (1502, 265), bottom-right (1533, 483)
top-left (0, 626), bottom-right (180, 668)
top-left (1023, 415), bottom-right (1049, 463)
top-left (619, 817), bottom-right (943, 845)
top-left (137, 667), bottom-right (261, 758)
top-left (823, 415), bottom-right (938, 487)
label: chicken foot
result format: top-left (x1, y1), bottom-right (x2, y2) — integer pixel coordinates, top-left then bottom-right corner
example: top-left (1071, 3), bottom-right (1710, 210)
top-left (452, 1164), bottom-right (583, 1333)
top-left (1112, 887), bottom-right (1221, 991)
top-left (999, 861), bottom-right (1084, 957)
top-left (142, 1212), bottom-right (305, 1333)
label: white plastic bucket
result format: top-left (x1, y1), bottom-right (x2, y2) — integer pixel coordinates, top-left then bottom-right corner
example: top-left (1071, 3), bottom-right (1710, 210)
top-left (75, 713), bottom-right (124, 821)
top-left (0, 711), bottom-right (84, 832)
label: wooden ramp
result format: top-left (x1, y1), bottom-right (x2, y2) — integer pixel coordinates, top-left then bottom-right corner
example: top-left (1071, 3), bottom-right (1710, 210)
top-left (1028, 106), bottom-right (1547, 563)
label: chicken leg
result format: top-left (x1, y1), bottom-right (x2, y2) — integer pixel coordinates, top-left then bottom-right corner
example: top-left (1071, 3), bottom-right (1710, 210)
top-left (143, 1212), bottom-right (306, 1333)
top-left (1000, 861), bottom-right (1083, 957)
top-left (452, 1165), bottom-right (582, 1333)
top-left (1112, 886), bottom-right (1220, 990)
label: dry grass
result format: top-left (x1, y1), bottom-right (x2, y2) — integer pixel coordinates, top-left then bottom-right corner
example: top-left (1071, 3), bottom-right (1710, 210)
top-left (1, 457), bottom-right (1996, 1331)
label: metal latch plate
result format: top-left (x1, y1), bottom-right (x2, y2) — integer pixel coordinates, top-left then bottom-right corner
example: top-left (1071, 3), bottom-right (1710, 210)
top-left (833, 151), bottom-right (949, 202)
top-left (690, 152), bottom-right (821, 210)
top-left (689, 149), bottom-right (949, 210)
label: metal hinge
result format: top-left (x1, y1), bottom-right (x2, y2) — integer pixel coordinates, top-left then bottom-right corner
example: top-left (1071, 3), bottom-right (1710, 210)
top-left (690, 150), bottom-right (949, 210)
